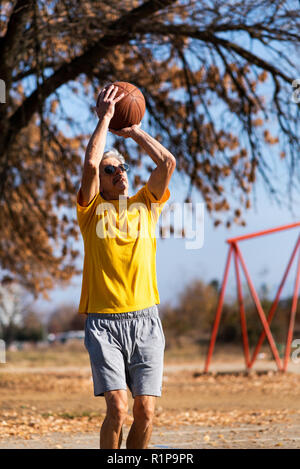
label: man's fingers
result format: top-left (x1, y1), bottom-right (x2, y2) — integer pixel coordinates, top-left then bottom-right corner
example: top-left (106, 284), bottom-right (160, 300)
top-left (109, 87), bottom-right (119, 102)
top-left (96, 88), bottom-right (106, 107)
top-left (114, 92), bottom-right (125, 103)
top-left (98, 85), bottom-right (125, 105)
top-left (104, 84), bottom-right (115, 100)
top-left (97, 88), bottom-right (105, 98)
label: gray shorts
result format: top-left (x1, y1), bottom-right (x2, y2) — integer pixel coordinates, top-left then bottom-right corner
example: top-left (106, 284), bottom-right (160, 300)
top-left (84, 304), bottom-right (165, 398)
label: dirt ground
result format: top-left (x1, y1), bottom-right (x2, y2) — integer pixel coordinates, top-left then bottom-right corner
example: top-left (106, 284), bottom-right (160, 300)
top-left (0, 343), bottom-right (299, 449)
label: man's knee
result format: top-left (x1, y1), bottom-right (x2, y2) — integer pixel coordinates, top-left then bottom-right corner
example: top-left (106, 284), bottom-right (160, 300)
top-left (105, 391), bottom-right (128, 425)
top-left (133, 396), bottom-right (155, 423)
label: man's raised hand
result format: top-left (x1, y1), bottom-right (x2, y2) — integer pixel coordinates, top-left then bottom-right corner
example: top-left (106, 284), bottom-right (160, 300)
top-left (95, 85), bottom-right (124, 121)
top-left (109, 123), bottom-right (141, 139)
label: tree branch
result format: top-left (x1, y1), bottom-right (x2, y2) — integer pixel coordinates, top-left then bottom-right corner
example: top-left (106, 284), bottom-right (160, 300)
top-left (6, 0), bottom-right (176, 143)
top-left (134, 24), bottom-right (293, 83)
top-left (0, 0), bottom-right (33, 84)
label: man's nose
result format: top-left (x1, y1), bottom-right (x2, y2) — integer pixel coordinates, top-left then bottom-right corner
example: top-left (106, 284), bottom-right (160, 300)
top-left (118, 166), bottom-right (127, 177)
top-left (115, 166), bottom-right (122, 175)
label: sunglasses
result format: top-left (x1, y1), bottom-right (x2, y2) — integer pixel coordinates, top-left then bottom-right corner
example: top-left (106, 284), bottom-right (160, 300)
top-left (103, 163), bottom-right (130, 175)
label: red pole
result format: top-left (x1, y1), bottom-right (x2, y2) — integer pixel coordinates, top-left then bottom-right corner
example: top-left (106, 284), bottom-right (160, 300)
top-left (283, 248), bottom-right (300, 371)
top-left (227, 222), bottom-right (300, 244)
top-left (233, 244), bottom-right (250, 369)
top-left (234, 244), bottom-right (283, 371)
top-left (204, 245), bottom-right (233, 372)
top-left (249, 235), bottom-right (300, 368)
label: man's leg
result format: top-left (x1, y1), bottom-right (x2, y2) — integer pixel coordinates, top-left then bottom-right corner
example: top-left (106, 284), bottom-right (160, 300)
top-left (126, 395), bottom-right (156, 449)
top-left (100, 390), bottom-right (128, 449)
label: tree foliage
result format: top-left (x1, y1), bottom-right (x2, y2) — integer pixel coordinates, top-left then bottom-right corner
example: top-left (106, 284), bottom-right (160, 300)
top-left (0, 276), bottom-right (40, 343)
top-left (47, 303), bottom-right (85, 333)
top-left (1, 0), bottom-right (300, 297)
top-left (160, 278), bottom-right (300, 347)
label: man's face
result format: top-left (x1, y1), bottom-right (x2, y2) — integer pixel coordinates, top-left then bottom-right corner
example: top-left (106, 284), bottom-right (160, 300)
top-left (99, 157), bottom-right (129, 199)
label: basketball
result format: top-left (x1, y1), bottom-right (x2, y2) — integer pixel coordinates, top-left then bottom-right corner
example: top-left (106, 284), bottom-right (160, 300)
top-left (100, 81), bottom-right (146, 130)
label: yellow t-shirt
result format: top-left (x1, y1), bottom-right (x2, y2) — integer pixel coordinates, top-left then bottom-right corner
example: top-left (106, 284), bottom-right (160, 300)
top-left (76, 183), bottom-right (170, 314)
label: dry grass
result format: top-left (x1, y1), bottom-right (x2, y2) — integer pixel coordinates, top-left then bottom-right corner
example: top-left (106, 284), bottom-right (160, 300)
top-left (1, 342), bottom-right (300, 443)
top-left (5, 341), bottom-right (90, 368)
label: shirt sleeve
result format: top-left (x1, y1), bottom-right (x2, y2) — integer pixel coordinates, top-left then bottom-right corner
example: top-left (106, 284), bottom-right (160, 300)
top-left (76, 188), bottom-right (100, 234)
top-left (142, 182), bottom-right (171, 224)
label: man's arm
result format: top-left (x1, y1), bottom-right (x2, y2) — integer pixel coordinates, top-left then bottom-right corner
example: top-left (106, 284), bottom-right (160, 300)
top-left (79, 117), bottom-right (110, 207)
top-left (111, 125), bottom-right (176, 200)
top-left (131, 127), bottom-right (176, 200)
top-left (79, 85), bottom-right (124, 206)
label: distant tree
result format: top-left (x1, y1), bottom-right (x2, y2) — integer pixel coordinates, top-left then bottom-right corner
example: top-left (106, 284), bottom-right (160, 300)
top-left (217, 293), bottom-right (289, 345)
top-left (1, 0), bottom-right (300, 298)
top-left (161, 277), bottom-right (299, 346)
top-left (209, 279), bottom-right (220, 293)
top-left (47, 302), bottom-right (81, 333)
top-left (15, 310), bottom-right (44, 342)
top-left (0, 276), bottom-right (36, 343)
top-left (161, 279), bottom-right (219, 343)
top-left (69, 313), bottom-right (85, 331)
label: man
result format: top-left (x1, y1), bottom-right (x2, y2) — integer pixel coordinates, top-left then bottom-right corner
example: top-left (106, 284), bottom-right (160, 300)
top-left (76, 85), bottom-right (176, 449)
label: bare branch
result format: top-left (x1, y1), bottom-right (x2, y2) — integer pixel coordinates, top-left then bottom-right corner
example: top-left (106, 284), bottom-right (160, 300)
top-left (134, 24), bottom-right (293, 83)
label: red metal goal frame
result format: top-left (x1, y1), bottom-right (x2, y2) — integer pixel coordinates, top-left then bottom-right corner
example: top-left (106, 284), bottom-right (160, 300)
top-left (204, 222), bottom-right (300, 372)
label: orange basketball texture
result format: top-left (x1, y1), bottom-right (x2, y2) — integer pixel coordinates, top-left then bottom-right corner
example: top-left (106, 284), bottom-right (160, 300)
top-left (102, 82), bottom-right (146, 130)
